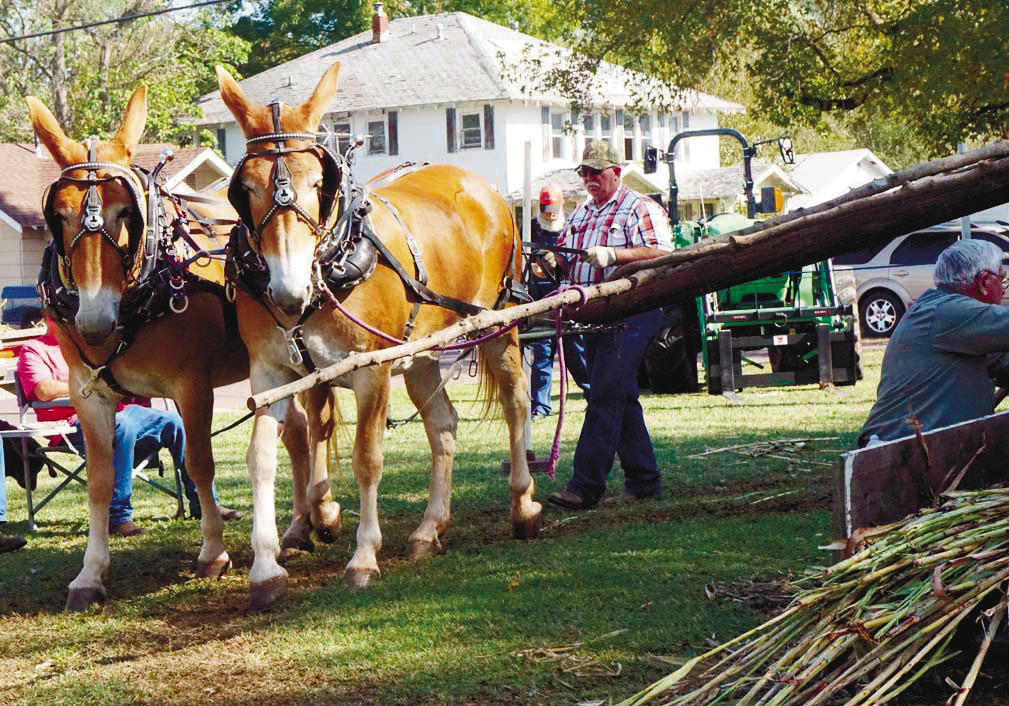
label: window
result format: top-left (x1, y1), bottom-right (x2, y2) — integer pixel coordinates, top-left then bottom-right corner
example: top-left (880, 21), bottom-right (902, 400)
top-left (332, 121), bottom-right (351, 155)
top-left (623, 112), bottom-right (635, 160)
top-left (833, 243), bottom-right (889, 266)
top-left (599, 113), bottom-right (611, 143)
top-left (682, 111), bottom-right (691, 129)
top-left (550, 111), bottom-right (566, 159)
top-left (657, 112), bottom-right (667, 129)
top-left (216, 128), bottom-right (227, 160)
top-left (582, 112), bottom-right (594, 139)
top-left (639, 114), bottom-right (652, 148)
top-left (367, 120), bottom-right (386, 155)
top-left (890, 231), bottom-right (958, 266)
top-left (972, 232), bottom-right (1009, 253)
top-left (460, 112), bottom-right (482, 149)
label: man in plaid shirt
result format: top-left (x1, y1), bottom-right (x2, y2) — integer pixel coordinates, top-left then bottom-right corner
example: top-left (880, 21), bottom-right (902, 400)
top-left (546, 140), bottom-right (673, 510)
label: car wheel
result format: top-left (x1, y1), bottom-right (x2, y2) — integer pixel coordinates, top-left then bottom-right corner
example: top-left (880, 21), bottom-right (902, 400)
top-left (859, 291), bottom-right (905, 337)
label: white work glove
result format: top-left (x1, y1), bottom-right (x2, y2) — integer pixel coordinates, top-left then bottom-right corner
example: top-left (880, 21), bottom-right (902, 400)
top-left (585, 245), bottom-right (617, 268)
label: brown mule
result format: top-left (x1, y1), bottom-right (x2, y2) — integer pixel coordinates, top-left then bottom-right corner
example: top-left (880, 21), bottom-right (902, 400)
top-left (26, 87), bottom-right (322, 612)
top-left (216, 63), bottom-right (542, 610)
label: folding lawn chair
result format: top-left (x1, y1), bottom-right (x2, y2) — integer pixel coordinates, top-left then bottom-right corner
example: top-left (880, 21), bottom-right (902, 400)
top-left (9, 375), bottom-right (185, 530)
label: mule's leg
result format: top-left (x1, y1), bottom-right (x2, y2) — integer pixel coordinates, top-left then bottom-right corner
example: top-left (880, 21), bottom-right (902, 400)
top-left (279, 395), bottom-right (313, 552)
top-left (304, 384), bottom-right (341, 543)
top-left (247, 404), bottom-right (288, 612)
top-left (479, 332), bottom-right (543, 539)
top-left (175, 389), bottom-right (230, 580)
top-left (66, 396), bottom-right (118, 611)
top-left (403, 358), bottom-right (458, 559)
top-left (279, 387), bottom-right (341, 551)
top-left (344, 365), bottom-right (391, 590)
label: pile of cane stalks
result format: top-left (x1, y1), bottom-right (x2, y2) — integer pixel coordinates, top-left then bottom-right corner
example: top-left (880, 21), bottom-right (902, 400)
top-left (620, 487), bottom-right (1009, 706)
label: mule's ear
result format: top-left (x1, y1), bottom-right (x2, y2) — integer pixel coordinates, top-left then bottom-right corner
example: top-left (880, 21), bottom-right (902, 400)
top-left (297, 63), bottom-right (340, 131)
top-left (25, 96), bottom-right (77, 165)
top-left (113, 84), bottom-right (148, 149)
top-left (216, 65), bottom-right (261, 136)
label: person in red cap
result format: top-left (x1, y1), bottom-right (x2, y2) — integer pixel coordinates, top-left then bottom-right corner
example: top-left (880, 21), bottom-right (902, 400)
top-left (526, 185), bottom-right (589, 418)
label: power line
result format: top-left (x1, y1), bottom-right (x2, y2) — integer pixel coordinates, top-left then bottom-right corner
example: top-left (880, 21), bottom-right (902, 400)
top-left (0, 0), bottom-right (230, 44)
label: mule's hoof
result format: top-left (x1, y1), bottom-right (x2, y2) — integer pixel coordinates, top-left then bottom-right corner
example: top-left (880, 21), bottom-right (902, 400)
top-left (409, 538), bottom-right (443, 561)
top-left (344, 567), bottom-right (380, 592)
top-left (66, 585), bottom-right (107, 612)
top-left (280, 531), bottom-right (314, 553)
top-left (249, 575), bottom-right (287, 613)
top-left (313, 513), bottom-right (342, 545)
top-left (196, 557), bottom-right (232, 580)
top-left (512, 509), bottom-right (544, 540)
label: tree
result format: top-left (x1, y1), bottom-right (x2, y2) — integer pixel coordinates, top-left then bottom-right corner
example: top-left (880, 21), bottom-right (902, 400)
top-left (541, 0), bottom-right (1009, 157)
top-left (0, 1), bottom-right (249, 144)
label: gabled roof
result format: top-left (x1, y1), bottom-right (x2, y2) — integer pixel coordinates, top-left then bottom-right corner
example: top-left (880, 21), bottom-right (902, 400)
top-left (0, 144), bottom-right (227, 230)
top-left (676, 162), bottom-right (805, 201)
top-left (194, 12), bottom-right (743, 126)
top-left (788, 149), bottom-right (892, 195)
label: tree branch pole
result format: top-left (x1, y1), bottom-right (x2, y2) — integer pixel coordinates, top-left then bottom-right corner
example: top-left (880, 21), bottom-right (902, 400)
top-left (250, 139), bottom-right (1009, 409)
top-left (248, 278), bottom-right (636, 410)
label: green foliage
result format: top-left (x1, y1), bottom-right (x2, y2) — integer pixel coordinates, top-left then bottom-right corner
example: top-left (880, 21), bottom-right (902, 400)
top-left (546, 0), bottom-right (1009, 159)
top-left (0, 2), bottom-right (249, 144)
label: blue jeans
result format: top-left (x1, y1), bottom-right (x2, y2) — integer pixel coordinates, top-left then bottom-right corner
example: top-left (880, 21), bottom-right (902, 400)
top-left (528, 334), bottom-right (591, 416)
top-left (69, 405), bottom-right (216, 527)
top-left (566, 310), bottom-right (663, 504)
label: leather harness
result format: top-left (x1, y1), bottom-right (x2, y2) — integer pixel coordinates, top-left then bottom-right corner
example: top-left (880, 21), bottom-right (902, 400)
top-left (39, 146), bottom-right (235, 397)
top-left (225, 100), bottom-right (525, 374)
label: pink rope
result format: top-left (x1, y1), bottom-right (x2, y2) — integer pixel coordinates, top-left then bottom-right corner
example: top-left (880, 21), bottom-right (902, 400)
top-left (545, 309), bottom-right (566, 480)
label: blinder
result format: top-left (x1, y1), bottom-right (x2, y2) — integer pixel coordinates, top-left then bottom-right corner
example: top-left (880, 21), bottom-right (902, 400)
top-left (40, 135), bottom-right (149, 286)
top-left (226, 101), bottom-right (344, 239)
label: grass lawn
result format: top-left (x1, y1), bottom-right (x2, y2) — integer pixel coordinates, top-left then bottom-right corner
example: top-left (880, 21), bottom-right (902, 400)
top-left (0, 345), bottom-right (891, 705)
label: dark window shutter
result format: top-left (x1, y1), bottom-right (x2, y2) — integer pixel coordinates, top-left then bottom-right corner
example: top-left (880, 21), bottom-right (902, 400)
top-left (483, 105), bottom-right (494, 150)
top-left (446, 108), bottom-right (457, 153)
top-left (388, 111), bottom-right (398, 156)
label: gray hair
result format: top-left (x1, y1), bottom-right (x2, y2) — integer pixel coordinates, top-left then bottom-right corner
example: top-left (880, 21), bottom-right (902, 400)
top-left (933, 239), bottom-right (1005, 290)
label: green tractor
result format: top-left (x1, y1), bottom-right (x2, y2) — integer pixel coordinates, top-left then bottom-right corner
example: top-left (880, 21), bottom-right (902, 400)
top-left (643, 129), bottom-right (861, 399)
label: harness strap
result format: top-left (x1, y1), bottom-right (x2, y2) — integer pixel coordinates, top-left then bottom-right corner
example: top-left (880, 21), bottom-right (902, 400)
top-left (358, 204), bottom-right (484, 319)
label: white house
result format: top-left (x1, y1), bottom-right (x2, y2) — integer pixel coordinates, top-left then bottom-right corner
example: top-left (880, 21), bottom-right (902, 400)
top-left (785, 149), bottom-right (892, 209)
top-left (0, 145), bottom-right (231, 291)
top-left (193, 9), bottom-right (743, 220)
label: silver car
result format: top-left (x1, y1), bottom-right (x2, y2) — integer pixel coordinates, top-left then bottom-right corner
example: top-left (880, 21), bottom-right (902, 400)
top-left (833, 225), bottom-right (1009, 337)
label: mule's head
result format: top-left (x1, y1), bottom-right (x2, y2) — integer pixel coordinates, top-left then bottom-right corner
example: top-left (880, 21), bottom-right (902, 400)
top-left (216, 63), bottom-right (341, 317)
top-left (26, 87), bottom-right (148, 345)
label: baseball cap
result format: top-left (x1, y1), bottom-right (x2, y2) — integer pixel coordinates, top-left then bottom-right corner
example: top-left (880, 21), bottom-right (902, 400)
top-left (579, 140), bottom-right (621, 171)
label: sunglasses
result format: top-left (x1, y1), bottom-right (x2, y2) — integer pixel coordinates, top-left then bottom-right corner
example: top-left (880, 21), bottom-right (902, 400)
top-left (577, 165), bottom-right (611, 179)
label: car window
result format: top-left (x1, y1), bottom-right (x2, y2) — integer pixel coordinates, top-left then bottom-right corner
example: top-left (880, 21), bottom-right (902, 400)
top-left (889, 232), bottom-right (959, 266)
top-left (833, 242), bottom-right (889, 266)
top-left (971, 232), bottom-right (1009, 253)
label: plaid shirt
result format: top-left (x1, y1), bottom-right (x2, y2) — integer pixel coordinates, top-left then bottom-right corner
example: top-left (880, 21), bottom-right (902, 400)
top-left (558, 186), bottom-right (673, 285)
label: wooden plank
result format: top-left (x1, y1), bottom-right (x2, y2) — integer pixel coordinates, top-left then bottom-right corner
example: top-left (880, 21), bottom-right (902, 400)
top-left (834, 410), bottom-right (1009, 541)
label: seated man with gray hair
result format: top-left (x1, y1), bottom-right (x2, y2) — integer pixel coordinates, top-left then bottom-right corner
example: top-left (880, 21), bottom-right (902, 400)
top-left (859, 238), bottom-right (1009, 446)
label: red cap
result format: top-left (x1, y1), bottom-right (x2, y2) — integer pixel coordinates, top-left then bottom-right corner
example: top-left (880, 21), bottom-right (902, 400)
top-left (539, 185), bottom-right (562, 214)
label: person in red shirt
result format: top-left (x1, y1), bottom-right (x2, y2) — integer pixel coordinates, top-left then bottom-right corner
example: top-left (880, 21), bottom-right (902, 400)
top-left (17, 318), bottom-right (241, 536)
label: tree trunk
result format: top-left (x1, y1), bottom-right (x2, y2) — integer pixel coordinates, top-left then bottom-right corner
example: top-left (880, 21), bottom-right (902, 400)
top-left (573, 140), bottom-right (1009, 322)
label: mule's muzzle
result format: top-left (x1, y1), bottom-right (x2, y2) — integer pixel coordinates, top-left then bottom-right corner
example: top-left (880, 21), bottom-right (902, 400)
top-left (77, 315), bottom-right (117, 346)
top-left (267, 284), bottom-right (311, 318)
